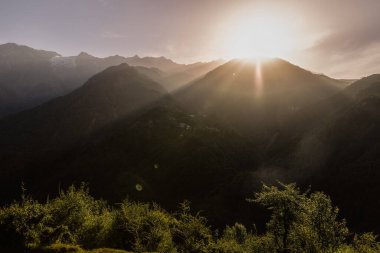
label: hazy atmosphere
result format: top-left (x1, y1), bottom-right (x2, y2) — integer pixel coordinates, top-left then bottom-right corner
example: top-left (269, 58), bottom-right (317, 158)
top-left (1, 1), bottom-right (380, 252)
top-left (1, 0), bottom-right (380, 78)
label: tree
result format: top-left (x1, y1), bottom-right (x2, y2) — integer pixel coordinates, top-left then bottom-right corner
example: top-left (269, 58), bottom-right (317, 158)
top-left (248, 183), bottom-right (351, 253)
top-left (248, 183), bottom-right (306, 253)
top-left (307, 192), bottom-right (348, 252)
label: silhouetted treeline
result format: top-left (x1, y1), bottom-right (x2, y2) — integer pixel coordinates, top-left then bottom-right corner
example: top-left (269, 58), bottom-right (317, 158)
top-left (0, 183), bottom-right (379, 253)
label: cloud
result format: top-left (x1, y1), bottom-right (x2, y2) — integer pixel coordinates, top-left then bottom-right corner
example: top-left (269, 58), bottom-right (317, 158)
top-left (310, 26), bottom-right (380, 59)
top-left (304, 13), bottom-right (380, 78)
top-left (101, 31), bottom-right (128, 39)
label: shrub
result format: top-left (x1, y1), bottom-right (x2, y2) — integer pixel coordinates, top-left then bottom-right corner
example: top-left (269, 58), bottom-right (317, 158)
top-left (172, 201), bottom-right (214, 253)
top-left (0, 194), bottom-right (48, 250)
top-left (352, 233), bottom-right (380, 253)
top-left (0, 183), bottom-right (378, 253)
top-left (40, 184), bottom-right (113, 247)
top-left (111, 200), bottom-right (175, 252)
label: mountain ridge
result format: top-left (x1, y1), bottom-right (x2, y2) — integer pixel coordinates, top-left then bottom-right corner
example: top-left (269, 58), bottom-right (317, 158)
top-left (0, 43), bottom-right (224, 117)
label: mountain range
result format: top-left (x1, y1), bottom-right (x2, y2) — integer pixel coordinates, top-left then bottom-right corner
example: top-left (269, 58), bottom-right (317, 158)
top-left (0, 43), bottom-right (223, 117)
top-left (0, 43), bottom-right (379, 233)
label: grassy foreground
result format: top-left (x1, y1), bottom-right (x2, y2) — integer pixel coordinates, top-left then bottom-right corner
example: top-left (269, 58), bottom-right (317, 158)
top-left (30, 243), bottom-right (132, 253)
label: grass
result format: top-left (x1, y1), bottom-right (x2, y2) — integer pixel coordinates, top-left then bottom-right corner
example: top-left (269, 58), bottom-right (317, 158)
top-left (89, 248), bottom-right (133, 253)
top-left (31, 244), bottom-right (133, 253)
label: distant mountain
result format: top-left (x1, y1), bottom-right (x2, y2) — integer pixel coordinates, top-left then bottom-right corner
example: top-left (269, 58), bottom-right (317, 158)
top-left (175, 59), bottom-right (348, 136)
top-left (0, 63), bottom-right (167, 152)
top-left (0, 63), bottom-right (169, 201)
top-left (0, 43), bottom-right (223, 117)
top-left (123, 54), bottom-right (180, 72)
top-left (52, 52), bottom-right (224, 91)
top-left (159, 59), bottom-right (225, 91)
top-left (0, 43), bottom-right (63, 116)
top-left (344, 74), bottom-right (380, 96)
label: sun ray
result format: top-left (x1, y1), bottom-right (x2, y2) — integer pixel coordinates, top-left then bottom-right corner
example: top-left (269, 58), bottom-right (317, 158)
top-left (254, 58), bottom-right (263, 98)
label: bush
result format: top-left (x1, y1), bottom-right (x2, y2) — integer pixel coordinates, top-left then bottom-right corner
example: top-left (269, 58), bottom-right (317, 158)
top-left (111, 200), bottom-right (175, 252)
top-left (352, 233), bottom-right (380, 253)
top-left (0, 183), bottom-right (378, 253)
top-left (0, 194), bottom-right (48, 250)
top-left (43, 184), bottom-right (113, 247)
top-left (172, 201), bottom-right (214, 253)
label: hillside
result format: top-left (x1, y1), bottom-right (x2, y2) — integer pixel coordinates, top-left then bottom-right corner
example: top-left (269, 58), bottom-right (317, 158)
top-left (0, 63), bottom-right (167, 152)
top-left (290, 77), bottom-right (380, 232)
top-left (0, 63), bottom-right (259, 227)
top-left (175, 59), bottom-right (347, 137)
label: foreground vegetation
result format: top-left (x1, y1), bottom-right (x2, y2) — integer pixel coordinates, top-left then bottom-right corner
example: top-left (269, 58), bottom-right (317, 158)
top-left (0, 183), bottom-right (379, 253)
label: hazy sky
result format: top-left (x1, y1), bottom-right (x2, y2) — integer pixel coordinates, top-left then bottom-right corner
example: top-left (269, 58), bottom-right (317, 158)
top-left (0, 0), bottom-right (379, 78)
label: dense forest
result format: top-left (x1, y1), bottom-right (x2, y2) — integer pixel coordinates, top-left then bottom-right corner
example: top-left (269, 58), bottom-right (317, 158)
top-left (1, 183), bottom-right (379, 253)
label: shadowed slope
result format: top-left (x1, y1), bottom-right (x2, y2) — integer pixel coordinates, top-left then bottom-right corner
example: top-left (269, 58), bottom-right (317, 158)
top-left (0, 63), bottom-right (167, 152)
top-left (175, 59), bottom-right (346, 135)
top-left (266, 75), bottom-right (380, 232)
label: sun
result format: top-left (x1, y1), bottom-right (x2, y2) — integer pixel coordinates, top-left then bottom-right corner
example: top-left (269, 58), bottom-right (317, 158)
top-left (220, 11), bottom-right (297, 59)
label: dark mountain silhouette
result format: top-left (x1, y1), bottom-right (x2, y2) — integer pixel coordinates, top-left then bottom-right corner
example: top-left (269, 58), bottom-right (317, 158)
top-left (0, 43), bottom-right (223, 117)
top-left (345, 74), bottom-right (380, 96)
top-left (175, 59), bottom-right (348, 136)
top-left (289, 76), bottom-right (380, 232)
top-left (0, 43), bottom-right (63, 116)
top-left (255, 74), bottom-right (380, 232)
top-left (0, 63), bottom-right (169, 201)
top-left (0, 63), bottom-right (166, 152)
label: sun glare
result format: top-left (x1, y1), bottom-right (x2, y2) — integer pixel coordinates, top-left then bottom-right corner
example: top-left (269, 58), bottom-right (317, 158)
top-left (221, 11), bottom-right (297, 60)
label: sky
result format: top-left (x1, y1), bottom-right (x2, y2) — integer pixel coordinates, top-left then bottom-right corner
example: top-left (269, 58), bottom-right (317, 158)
top-left (0, 0), bottom-right (379, 79)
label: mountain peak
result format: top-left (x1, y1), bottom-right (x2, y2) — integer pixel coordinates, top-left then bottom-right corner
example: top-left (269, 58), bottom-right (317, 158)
top-left (345, 73), bottom-right (380, 96)
top-left (0, 42), bottom-right (60, 58)
top-left (0, 63), bottom-right (168, 150)
top-left (77, 51), bottom-right (95, 58)
top-left (80, 63), bottom-right (166, 96)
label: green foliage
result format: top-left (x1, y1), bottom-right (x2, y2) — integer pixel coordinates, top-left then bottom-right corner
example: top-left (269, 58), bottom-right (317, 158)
top-left (0, 194), bottom-right (48, 250)
top-left (303, 192), bottom-right (348, 252)
top-left (43, 184), bottom-right (113, 247)
top-left (172, 201), bottom-right (214, 253)
top-left (352, 233), bottom-right (380, 253)
top-left (111, 200), bottom-right (175, 252)
top-left (0, 183), bottom-right (378, 253)
top-left (35, 243), bottom-right (84, 253)
top-left (249, 182), bottom-right (350, 253)
top-left (214, 223), bottom-right (276, 253)
top-left (248, 183), bottom-right (306, 253)
top-left (30, 243), bottom-right (133, 253)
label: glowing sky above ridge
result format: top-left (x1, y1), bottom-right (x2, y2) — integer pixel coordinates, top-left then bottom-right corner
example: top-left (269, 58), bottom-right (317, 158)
top-left (1, 0), bottom-right (380, 79)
